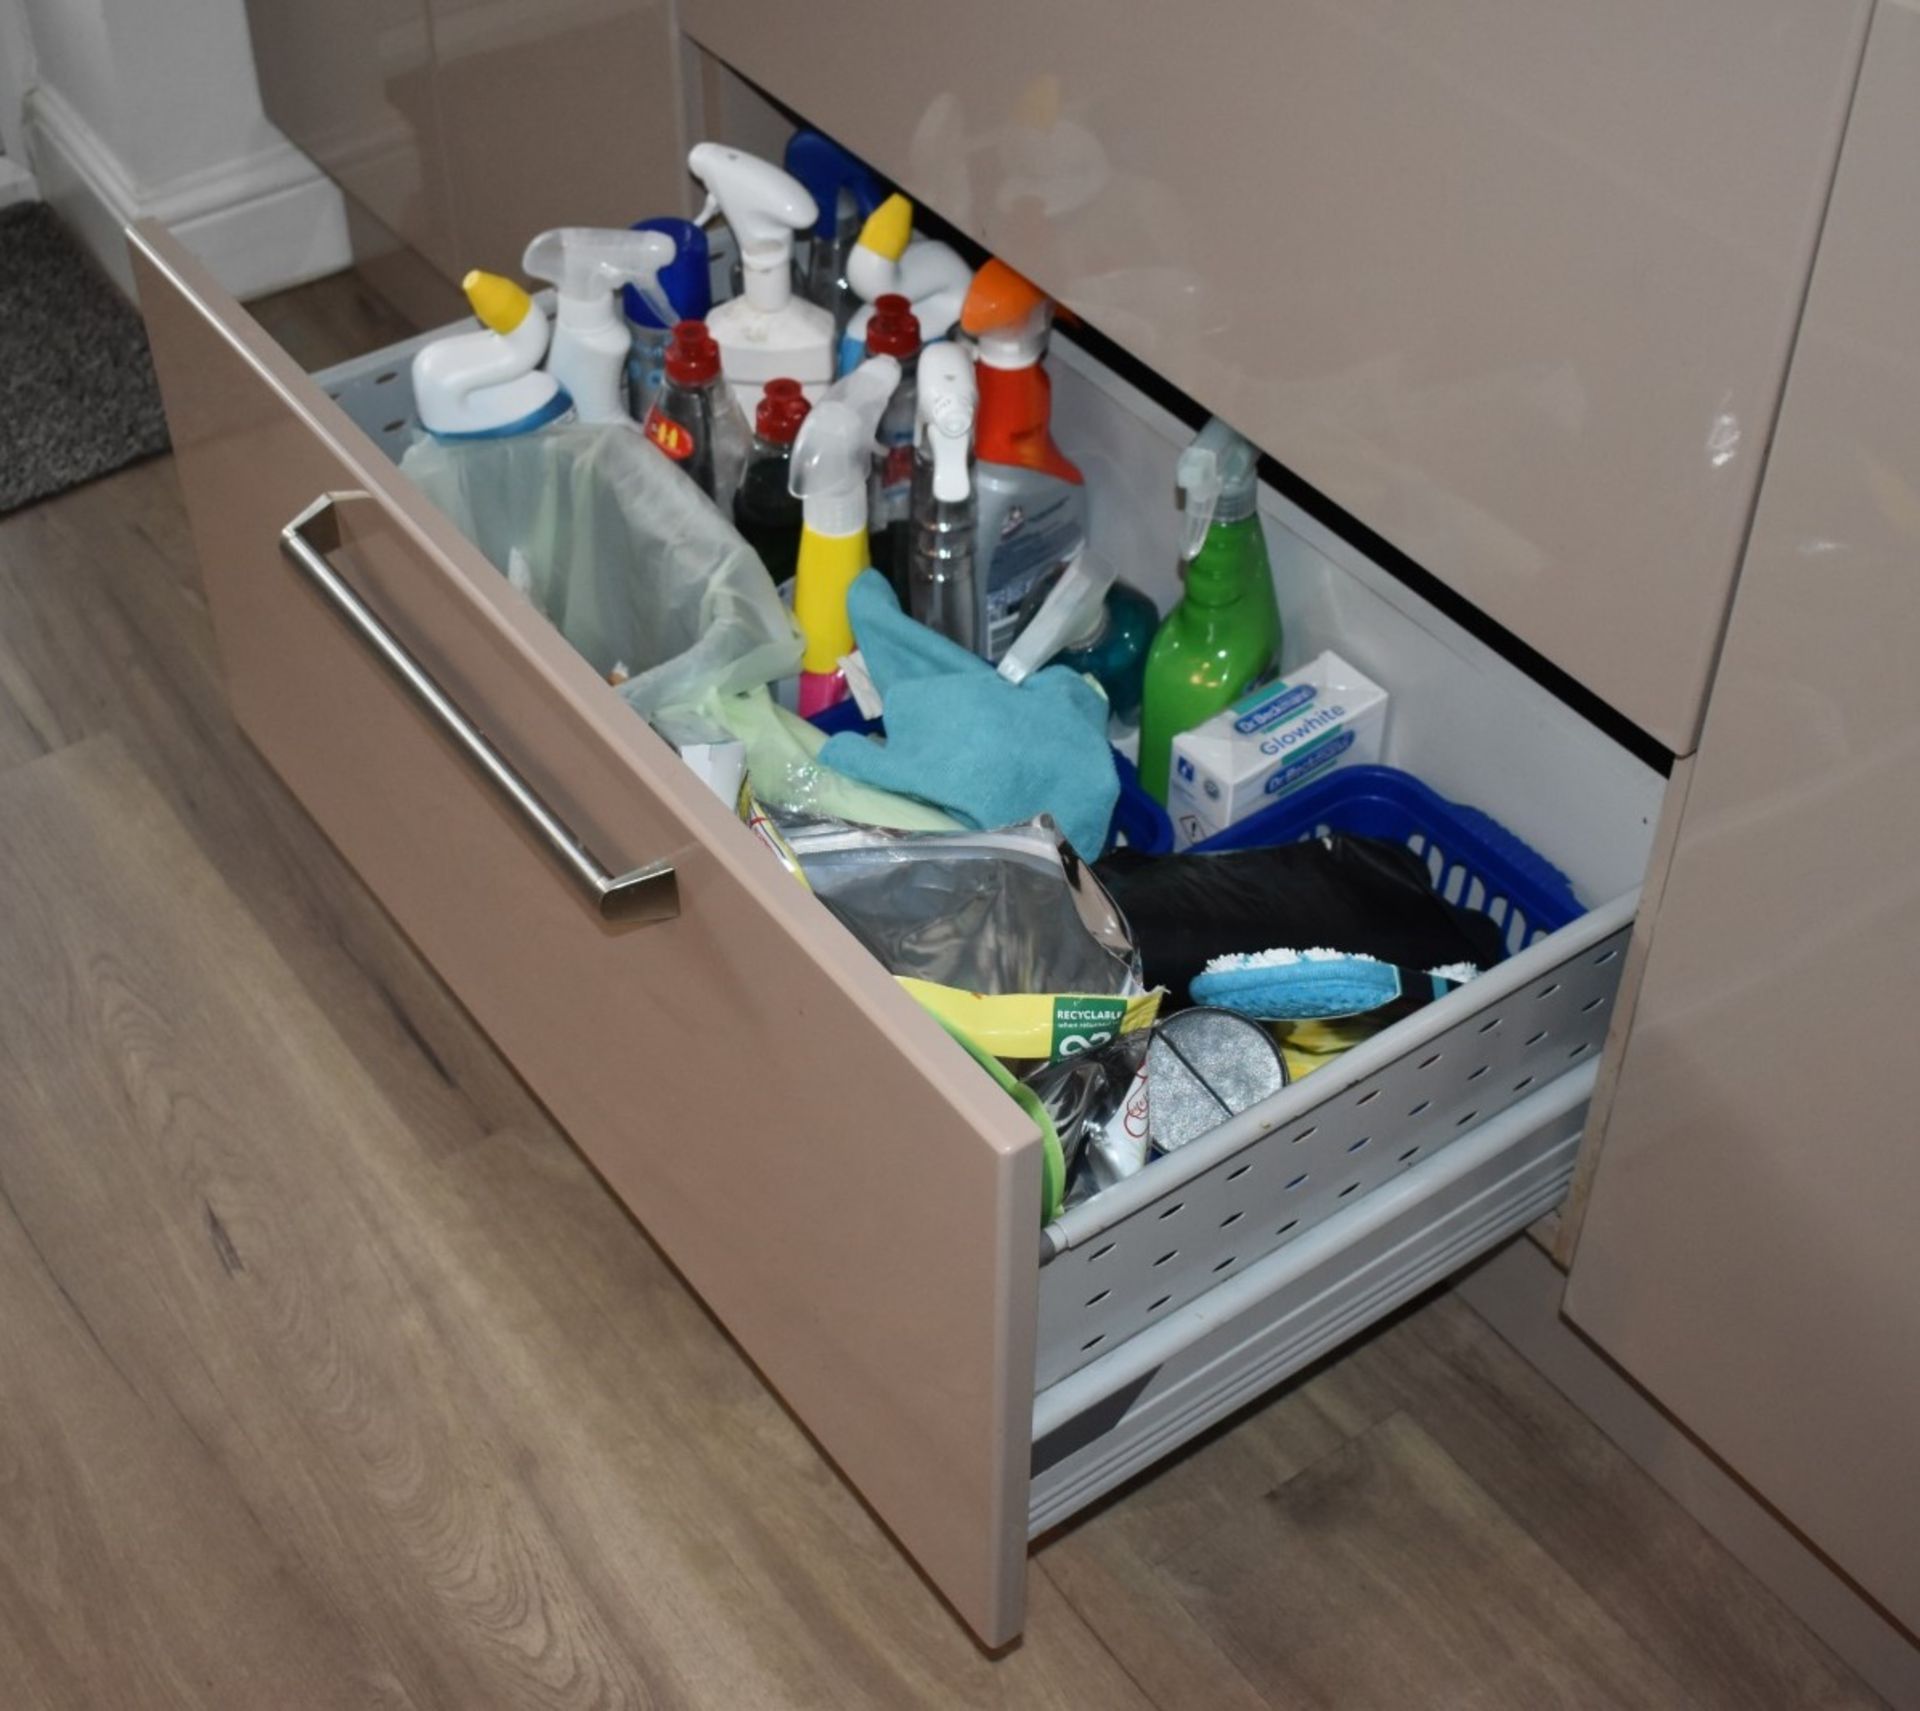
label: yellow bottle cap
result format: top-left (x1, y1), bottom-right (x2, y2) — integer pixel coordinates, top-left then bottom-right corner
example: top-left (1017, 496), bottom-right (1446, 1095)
top-left (857, 193), bottom-right (914, 264)
top-left (462, 269), bottom-right (532, 335)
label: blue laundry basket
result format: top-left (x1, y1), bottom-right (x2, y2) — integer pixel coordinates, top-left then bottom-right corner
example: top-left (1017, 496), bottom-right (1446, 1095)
top-left (1192, 766), bottom-right (1582, 956)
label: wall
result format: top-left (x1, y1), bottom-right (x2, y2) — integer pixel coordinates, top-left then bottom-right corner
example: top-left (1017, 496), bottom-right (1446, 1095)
top-left (9, 0), bottom-right (348, 296)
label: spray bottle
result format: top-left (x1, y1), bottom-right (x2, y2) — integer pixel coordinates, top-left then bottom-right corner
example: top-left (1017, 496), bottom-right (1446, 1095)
top-left (688, 142), bottom-right (835, 413)
top-left (1138, 417), bottom-right (1282, 800)
top-left (783, 129), bottom-right (883, 336)
top-left (999, 549), bottom-right (1160, 726)
top-left (412, 271), bottom-right (571, 440)
top-left (960, 258), bottom-right (1087, 662)
top-left (521, 227), bottom-right (677, 424)
top-left (621, 216), bottom-right (711, 423)
top-left (907, 341), bottom-right (978, 649)
top-left (788, 355), bottom-right (901, 716)
top-left (838, 193), bottom-right (974, 375)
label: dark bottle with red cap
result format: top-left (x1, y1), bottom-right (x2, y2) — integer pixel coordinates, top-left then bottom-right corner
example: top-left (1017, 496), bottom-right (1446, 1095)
top-left (863, 294), bottom-right (921, 601)
top-left (732, 377), bottom-right (811, 590)
top-left (643, 320), bottom-right (724, 498)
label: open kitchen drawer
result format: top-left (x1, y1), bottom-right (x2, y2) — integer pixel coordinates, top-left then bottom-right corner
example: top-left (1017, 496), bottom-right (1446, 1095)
top-left (131, 219), bottom-right (1663, 1647)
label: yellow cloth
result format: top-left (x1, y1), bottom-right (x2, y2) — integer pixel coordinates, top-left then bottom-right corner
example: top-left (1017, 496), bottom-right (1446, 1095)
top-left (1275, 1014), bottom-right (1387, 1083)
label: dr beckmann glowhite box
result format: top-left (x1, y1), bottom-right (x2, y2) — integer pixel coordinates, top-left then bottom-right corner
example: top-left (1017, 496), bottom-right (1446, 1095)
top-left (1167, 651), bottom-right (1390, 849)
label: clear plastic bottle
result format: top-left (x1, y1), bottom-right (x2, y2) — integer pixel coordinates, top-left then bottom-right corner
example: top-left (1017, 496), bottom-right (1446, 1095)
top-left (732, 378), bottom-right (810, 591)
top-left (864, 294), bottom-right (921, 601)
top-left (908, 343), bottom-right (978, 650)
top-left (643, 321), bottom-right (724, 498)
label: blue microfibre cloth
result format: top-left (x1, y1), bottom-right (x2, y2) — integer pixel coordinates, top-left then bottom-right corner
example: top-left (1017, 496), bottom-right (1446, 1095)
top-left (1190, 948), bottom-right (1480, 1021)
top-left (818, 571), bottom-right (1120, 858)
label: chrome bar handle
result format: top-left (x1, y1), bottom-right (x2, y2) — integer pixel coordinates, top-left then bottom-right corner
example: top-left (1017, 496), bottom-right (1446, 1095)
top-left (280, 494), bottom-right (679, 927)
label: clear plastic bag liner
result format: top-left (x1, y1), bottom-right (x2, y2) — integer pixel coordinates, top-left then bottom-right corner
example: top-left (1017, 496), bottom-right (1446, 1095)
top-left (703, 685), bottom-right (963, 832)
top-left (400, 422), bottom-right (801, 718)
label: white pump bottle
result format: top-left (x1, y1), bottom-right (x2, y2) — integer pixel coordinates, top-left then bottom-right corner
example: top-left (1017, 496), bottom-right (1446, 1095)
top-left (521, 227), bottom-right (677, 424)
top-left (687, 142), bottom-right (835, 413)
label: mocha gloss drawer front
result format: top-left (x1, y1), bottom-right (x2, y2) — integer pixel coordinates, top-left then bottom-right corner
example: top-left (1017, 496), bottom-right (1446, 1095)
top-left (682, 0), bottom-right (1869, 753)
top-left (131, 222), bottom-right (1043, 1647)
top-left (134, 191), bottom-right (1665, 1646)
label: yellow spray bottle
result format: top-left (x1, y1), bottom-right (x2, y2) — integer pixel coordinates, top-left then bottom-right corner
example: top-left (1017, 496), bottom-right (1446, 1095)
top-left (789, 354), bottom-right (902, 717)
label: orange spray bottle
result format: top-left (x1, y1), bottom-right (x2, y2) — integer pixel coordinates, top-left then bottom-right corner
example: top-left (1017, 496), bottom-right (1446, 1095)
top-left (958, 259), bottom-right (1087, 662)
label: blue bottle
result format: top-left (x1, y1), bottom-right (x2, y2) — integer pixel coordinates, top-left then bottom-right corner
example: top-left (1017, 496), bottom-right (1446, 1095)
top-left (783, 130), bottom-right (884, 342)
top-left (623, 217), bottom-right (711, 423)
top-left (1056, 581), bottom-right (1160, 724)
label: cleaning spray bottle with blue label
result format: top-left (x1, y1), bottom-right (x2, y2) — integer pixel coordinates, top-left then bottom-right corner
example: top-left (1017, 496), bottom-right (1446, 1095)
top-left (412, 271), bottom-right (572, 439)
top-left (959, 258), bottom-right (1087, 662)
top-left (521, 227), bottom-right (677, 424)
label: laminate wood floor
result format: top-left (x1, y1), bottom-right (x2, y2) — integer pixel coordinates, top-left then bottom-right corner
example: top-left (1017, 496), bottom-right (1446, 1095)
top-left (0, 271), bottom-right (1884, 1709)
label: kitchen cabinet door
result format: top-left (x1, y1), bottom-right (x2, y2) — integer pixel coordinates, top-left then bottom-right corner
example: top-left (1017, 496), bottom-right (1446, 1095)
top-left (428, 0), bottom-right (691, 275)
top-left (133, 222), bottom-right (1041, 1647)
top-left (681, 0), bottom-right (1869, 752)
top-left (1566, 0), bottom-right (1920, 1635)
top-left (245, 0), bottom-right (460, 278)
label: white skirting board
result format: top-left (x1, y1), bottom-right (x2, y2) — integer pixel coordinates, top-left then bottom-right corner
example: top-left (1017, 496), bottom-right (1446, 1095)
top-left (1459, 1239), bottom-right (1920, 1709)
top-left (0, 156), bottom-right (35, 208)
top-left (24, 83), bottom-right (348, 301)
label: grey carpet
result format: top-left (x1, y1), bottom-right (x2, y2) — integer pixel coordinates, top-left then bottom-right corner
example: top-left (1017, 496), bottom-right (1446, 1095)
top-left (0, 203), bottom-right (170, 513)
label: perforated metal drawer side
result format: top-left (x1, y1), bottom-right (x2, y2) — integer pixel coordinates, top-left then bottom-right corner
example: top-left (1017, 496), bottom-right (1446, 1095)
top-left (1034, 920), bottom-right (1628, 1390)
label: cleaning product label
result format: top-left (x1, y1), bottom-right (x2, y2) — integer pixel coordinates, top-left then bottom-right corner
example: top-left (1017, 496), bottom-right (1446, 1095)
top-left (1234, 682), bottom-right (1317, 735)
top-left (874, 432), bottom-right (915, 527)
top-left (625, 332), bottom-right (669, 422)
top-left (1168, 651), bottom-right (1389, 848)
top-left (975, 472), bottom-right (1089, 661)
top-left (1263, 728), bottom-right (1354, 795)
top-left (896, 980), bottom-right (1162, 1065)
top-left (644, 410), bottom-right (695, 463)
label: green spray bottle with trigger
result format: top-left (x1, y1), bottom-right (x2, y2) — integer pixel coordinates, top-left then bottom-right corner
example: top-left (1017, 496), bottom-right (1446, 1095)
top-left (1138, 418), bottom-right (1282, 802)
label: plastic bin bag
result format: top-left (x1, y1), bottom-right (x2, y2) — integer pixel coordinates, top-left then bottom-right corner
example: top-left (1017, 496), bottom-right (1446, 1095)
top-left (400, 422), bottom-right (802, 718)
top-left (937, 1015), bottom-right (1068, 1223)
top-left (703, 686), bottom-right (963, 833)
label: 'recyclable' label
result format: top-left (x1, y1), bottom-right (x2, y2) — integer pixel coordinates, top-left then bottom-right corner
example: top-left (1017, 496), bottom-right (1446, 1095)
top-left (1051, 996), bottom-right (1129, 1059)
